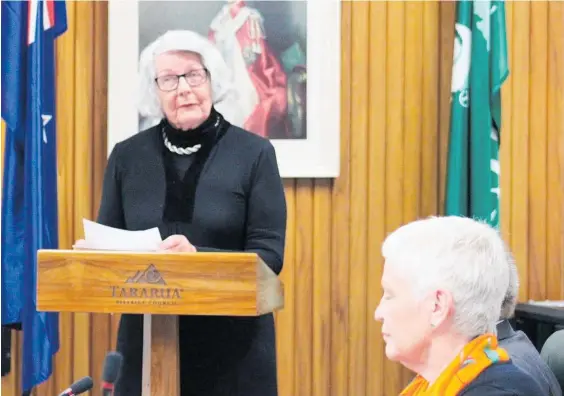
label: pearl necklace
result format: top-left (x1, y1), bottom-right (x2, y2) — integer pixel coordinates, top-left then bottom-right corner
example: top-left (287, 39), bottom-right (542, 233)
top-left (162, 132), bottom-right (201, 155)
top-left (161, 117), bottom-right (221, 156)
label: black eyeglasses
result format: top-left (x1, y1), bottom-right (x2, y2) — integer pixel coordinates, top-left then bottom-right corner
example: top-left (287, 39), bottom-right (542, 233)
top-left (155, 68), bottom-right (209, 92)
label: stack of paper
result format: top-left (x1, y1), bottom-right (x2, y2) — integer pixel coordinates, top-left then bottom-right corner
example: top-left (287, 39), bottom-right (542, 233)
top-left (74, 219), bottom-right (162, 252)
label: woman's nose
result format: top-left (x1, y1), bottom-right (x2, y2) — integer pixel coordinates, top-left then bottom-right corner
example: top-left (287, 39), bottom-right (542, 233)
top-left (374, 304), bottom-right (383, 322)
top-left (177, 76), bottom-right (192, 94)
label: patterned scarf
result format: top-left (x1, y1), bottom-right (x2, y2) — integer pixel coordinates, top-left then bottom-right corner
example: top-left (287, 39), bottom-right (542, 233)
top-left (400, 333), bottom-right (510, 396)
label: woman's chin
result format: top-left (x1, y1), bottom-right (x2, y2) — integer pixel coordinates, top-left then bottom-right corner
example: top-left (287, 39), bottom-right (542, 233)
top-left (384, 343), bottom-right (401, 362)
top-left (176, 113), bottom-right (204, 130)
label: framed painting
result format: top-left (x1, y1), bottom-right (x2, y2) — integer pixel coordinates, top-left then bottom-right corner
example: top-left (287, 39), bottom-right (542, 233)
top-left (108, 0), bottom-right (341, 178)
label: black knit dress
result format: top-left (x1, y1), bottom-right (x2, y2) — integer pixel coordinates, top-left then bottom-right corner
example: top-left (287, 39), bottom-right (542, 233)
top-left (96, 108), bottom-right (287, 396)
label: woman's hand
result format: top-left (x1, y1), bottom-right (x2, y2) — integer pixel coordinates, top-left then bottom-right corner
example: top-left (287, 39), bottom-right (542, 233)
top-left (159, 235), bottom-right (197, 253)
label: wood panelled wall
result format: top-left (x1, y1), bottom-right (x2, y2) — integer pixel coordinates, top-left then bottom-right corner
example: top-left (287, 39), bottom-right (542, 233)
top-left (2, 1), bottom-right (563, 396)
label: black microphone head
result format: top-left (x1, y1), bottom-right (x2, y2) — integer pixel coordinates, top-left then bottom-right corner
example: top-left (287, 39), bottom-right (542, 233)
top-left (102, 351), bottom-right (123, 384)
top-left (71, 376), bottom-right (93, 394)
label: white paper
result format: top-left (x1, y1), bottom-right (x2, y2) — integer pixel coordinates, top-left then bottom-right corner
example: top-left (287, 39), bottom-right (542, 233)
top-left (77, 219), bottom-right (162, 252)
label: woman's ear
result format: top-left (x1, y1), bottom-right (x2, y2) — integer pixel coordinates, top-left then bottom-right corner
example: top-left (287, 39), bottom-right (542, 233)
top-left (429, 289), bottom-right (454, 328)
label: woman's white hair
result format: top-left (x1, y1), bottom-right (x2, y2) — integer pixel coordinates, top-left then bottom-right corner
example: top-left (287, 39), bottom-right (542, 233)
top-left (500, 252), bottom-right (519, 320)
top-left (382, 216), bottom-right (511, 339)
top-left (137, 30), bottom-right (241, 125)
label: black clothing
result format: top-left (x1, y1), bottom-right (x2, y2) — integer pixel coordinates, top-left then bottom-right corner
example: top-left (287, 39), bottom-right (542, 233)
top-left (497, 319), bottom-right (562, 396)
top-left (460, 361), bottom-right (547, 395)
top-left (97, 113), bottom-right (287, 396)
top-left (160, 107), bottom-right (227, 222)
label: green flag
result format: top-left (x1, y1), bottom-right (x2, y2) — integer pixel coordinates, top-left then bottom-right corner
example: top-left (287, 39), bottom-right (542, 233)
top-left (445, 0), bottom-right (509, 228)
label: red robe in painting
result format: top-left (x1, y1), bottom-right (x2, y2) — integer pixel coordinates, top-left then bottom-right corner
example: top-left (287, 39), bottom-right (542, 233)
top-left (209, 1), bottom-right (288, 138)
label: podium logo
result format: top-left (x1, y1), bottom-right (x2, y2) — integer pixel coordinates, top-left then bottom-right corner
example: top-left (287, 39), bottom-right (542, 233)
top-left (110, 264), bottom-right (183, 305)
top-left (125, 264), bottom-right (166, 285)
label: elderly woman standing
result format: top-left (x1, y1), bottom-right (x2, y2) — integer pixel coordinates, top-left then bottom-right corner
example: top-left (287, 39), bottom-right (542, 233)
top-left (375, 216), bottom-right (547, 396)
top-left (95, 30), bottom-right (286, 396)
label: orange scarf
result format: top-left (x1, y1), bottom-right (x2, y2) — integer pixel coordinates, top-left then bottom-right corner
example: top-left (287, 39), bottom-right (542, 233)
top-left (400, 333), bottom-right (510, 396)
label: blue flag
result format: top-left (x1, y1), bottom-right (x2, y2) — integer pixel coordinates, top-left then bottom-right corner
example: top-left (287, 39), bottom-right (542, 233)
top-left (1, 0), bottom-right (67, 391)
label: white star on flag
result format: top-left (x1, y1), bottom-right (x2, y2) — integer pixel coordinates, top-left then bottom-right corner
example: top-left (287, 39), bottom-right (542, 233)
top-left (42, 114), bottom-right (52, 143)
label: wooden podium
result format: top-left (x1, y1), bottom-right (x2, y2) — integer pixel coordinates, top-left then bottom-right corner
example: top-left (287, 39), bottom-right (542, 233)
top-left (36, 249), bottom-right (284, 396)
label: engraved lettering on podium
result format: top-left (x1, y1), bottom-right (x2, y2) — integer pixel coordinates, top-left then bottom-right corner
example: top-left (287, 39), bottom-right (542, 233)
top-left (110, 264), bottom-right (183, 305)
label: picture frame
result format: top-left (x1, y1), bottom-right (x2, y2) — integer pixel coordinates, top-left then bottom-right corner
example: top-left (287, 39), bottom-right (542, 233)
top-left (108, 0), bottom-right (341, 178)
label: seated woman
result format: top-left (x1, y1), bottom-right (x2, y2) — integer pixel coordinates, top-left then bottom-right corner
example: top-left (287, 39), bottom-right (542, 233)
top-left (374, 216), bottom-right (547, 396)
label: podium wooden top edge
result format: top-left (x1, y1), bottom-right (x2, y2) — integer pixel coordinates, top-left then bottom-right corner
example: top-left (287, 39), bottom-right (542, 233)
top-left (37, 249), bottom-right (266, 263)
top-left (38, 248), bottom-right (260, 256)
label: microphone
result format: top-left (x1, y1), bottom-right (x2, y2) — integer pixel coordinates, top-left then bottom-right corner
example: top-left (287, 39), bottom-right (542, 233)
top-left (101, 351), bottom-right (123, 396)
top-left (58, 376), bottom-right (94, 396)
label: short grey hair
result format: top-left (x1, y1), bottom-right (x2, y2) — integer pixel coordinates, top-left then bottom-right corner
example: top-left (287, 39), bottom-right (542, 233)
top-left (500, 252), bottom-right (519, 319)
top-left (381, 216), bottom-right (511, 339)
top-left (137, 30), bottom-right (241, 124)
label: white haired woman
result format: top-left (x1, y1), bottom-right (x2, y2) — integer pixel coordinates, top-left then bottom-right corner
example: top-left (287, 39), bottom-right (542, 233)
top-left (94, 30), bottom-right (286, 396)
top-left (374, 216), bottom-right (546, 395)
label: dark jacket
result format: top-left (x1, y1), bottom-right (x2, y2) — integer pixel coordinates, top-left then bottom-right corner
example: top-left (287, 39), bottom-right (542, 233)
top-left (460, 361), bottom-right (548, 395)
top-left (497, 319), bottom-right (562, 396)
top-left (97, 124), bottom-right (287, 396)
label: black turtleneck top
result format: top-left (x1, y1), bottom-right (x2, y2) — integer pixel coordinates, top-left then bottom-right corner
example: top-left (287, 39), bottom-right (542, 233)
top-left (159, 107), bottom-right (227, 225)
top-left (161, 107), bottom-right (221, 176)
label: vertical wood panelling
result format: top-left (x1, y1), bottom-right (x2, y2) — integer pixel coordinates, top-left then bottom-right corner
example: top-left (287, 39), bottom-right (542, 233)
top-left (438, 2), bottom-right (455, 212)
top-left (348, 2), bottom-right (369, 395)
top-left (274, 181), bottom-right (295, 395)
top-left (294, 179), bottom-right (314, 396)
top-left (312, 179), bottom-right (332, 396)
top-left (275, 180), bottom-right (295, 396)
top-left (511, 1), bottom-right (531, 302)
top-left (2, 2), bottom-right (563, 396)
top-left (546, 1), bottom-right (564, 301)
top-left (330, 1), bottom-right (351, 395)
top-left (403, 1), bottom-right (423, 222)
top-left (92, 1), bottom-right (109, 209)
top-left (366, 2), bottom-right (387, 395)
top-left (421, 1), bottom-right (440, 217)
top-left (528, 1), bottom-right (548, 301)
